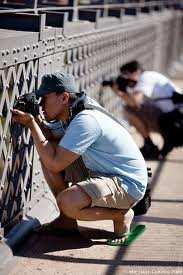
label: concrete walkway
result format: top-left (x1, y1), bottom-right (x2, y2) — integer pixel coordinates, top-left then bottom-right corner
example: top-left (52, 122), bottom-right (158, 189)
top-left (4, 79), bottom-right (183, 275)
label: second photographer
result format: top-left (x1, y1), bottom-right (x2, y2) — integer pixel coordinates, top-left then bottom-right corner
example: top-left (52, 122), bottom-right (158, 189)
top-left (105, 60), bottom-right (183, 159)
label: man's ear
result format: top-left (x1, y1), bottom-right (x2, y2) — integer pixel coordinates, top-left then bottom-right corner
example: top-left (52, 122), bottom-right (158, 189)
top-left (61, 92), bottom-right (70, 104)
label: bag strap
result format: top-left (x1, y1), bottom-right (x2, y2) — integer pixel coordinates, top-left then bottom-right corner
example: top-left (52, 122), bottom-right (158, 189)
top-left (70, 93), bottom-right (129, 130)
top-left (153, 91), bottom-right (183, 104)
top-left (84, 101), bottom-right (129, 130)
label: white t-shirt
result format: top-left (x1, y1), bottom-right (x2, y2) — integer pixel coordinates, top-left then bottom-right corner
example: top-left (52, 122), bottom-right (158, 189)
top-left (135, 71), bottom-right (182, 112)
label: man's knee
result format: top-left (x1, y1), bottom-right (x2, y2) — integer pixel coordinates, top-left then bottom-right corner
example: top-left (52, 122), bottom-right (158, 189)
top-left (57, 190), bottom-right (75, 218)
top-left (57, 186), bottom-right (91, 219)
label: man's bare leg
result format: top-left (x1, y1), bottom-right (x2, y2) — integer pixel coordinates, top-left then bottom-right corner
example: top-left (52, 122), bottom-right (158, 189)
top-left (124, 110), bottom-right (160, 159)
top-left (124, 110), bottom-right (150, 139)
top-left (41, 162), bottom-right (78, 230)
top-left (57, 185), bottom-right (134, 236)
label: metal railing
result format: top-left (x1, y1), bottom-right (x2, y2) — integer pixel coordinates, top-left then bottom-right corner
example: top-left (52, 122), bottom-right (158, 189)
top-left (0, 0), bottom-right (182, 241)
top-left (0, 0), bottom-right (181, 16)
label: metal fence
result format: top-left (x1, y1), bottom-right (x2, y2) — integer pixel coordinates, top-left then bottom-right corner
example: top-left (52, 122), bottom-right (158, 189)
top-left (0, 2), bottom-right (182, 238)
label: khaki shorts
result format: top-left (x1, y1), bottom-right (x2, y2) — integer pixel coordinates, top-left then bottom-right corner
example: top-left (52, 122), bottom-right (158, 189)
top-left (64, 157), bottom-right (136, 210)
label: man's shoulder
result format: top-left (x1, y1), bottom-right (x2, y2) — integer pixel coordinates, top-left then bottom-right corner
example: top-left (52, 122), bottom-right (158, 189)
top-left (141, 71), bottom-right (168, 81)
top-left (66, 109), bottom-right (102, 139)
top-left (71, 109), bottom-right (100, 127)
top-left (141, 71), bottom-right (159, 79)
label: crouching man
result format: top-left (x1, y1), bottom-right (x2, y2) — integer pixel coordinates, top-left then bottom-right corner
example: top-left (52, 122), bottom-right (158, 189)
top-left (11, 72), bottom-right (147, 245)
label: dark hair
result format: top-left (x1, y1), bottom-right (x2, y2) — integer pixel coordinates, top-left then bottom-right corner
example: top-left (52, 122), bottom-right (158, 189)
top-left (56, 90), bottom-right (78, 105)
top-left (120, 60), bottom-right (142, 74)
top-left (68, 93), bottom-right (78, 105)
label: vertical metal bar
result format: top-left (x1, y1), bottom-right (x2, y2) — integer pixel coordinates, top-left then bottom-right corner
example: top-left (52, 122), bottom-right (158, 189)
top-left (120, 8), bottom-right (125, 22)
top-left (33, 0), bottom-right (38, 14)
top-left (103, 0), bottom-right (108, 17)
top-left (39, 13), bottom-right (46, 41)
top-left (73, 0), bottom-right (78, 21)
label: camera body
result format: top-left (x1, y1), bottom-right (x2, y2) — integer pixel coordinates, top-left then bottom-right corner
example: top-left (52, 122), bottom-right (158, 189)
top-left (102, 76), bottom-right (129, 93)
top-left (102, 79), bottom-right (115, 87)
top-left (13, 92), bottom-right (40, 117)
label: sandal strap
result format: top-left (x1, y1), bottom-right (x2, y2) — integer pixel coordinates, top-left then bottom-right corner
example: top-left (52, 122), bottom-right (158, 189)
top-left (115, 232), bottom-right (129, 238)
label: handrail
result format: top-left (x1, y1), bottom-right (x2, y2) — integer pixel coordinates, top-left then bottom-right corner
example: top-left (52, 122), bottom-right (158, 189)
top-left (0, 0), bottom-right (180, 15)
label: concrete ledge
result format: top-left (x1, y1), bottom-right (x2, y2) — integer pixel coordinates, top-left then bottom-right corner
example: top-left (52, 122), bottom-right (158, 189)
top-left (0, 238), bottom-right (14, 275)
top-left (0, 192), bottom-right (59, 271)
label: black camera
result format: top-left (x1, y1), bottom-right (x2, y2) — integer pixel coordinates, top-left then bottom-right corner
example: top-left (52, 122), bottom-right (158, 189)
top-left (102, 79), bottom-right (115, 87)
top-left (102, 76), bottom-right (129, 93)
top-left (13, 92), bottom-right (40, 117)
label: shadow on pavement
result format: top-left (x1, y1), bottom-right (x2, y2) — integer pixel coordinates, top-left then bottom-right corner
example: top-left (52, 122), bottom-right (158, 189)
top-left (14, 226), bottom-right (113, 258)
top-left (164, 158), bottom-right (183, 164)
top-left (152, 198), bottom-right (183, 203)
top-left (135, 215), bottom-right (183, 226)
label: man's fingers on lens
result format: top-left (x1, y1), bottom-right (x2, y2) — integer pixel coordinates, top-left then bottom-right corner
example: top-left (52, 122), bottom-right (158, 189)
top-left (11, 109), bottom-right (27, 116)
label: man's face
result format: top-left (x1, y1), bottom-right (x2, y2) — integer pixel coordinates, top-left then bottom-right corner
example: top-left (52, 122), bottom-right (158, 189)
top-left (121, 70), bottom-right (141, 87)
top-left (40, 92), bottom-right (68, 121)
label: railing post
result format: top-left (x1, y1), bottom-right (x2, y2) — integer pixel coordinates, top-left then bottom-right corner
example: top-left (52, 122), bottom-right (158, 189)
top-left (103, 0), bottom-right (108, 17)
top-left (33, 0), bottom-right (38, 14)
top-left (72, 0), bottom-right (78, 21)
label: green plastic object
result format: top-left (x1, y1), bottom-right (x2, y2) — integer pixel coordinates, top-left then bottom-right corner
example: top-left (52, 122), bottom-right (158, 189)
top-left (107, 224), bottom-right (146, 246)
top-left (123, 224), bottom-right (146, 246)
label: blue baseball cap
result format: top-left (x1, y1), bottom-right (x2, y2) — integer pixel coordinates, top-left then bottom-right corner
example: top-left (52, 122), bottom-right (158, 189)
top-left (36, 72), bottom-right (78, 97)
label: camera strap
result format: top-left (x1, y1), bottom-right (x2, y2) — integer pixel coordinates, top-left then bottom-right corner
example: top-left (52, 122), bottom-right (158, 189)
top-left (84, 100), bottom-right (129, 130)
top-left (70, 92), bottom-right (129, 131)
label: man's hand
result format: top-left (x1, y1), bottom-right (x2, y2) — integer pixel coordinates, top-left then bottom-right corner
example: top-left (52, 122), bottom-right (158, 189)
top-left (11, 109), bottom-right (34, 128)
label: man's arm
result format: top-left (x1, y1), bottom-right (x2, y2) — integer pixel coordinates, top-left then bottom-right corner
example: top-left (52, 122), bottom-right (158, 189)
top-left (35, 116), bottom-right (61, 141)
top-left (111, 83), bottom-right (142, 108)
top-left (131, 90), bottom-right (144, 107)
top-left (11, 109), bottom-right (79, 173)
top-left (29, 119), bottom-right (79, 173)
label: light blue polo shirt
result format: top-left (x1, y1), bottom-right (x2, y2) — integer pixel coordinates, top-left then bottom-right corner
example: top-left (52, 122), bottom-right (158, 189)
top-left (59, 100), bottom-right (148, 200)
